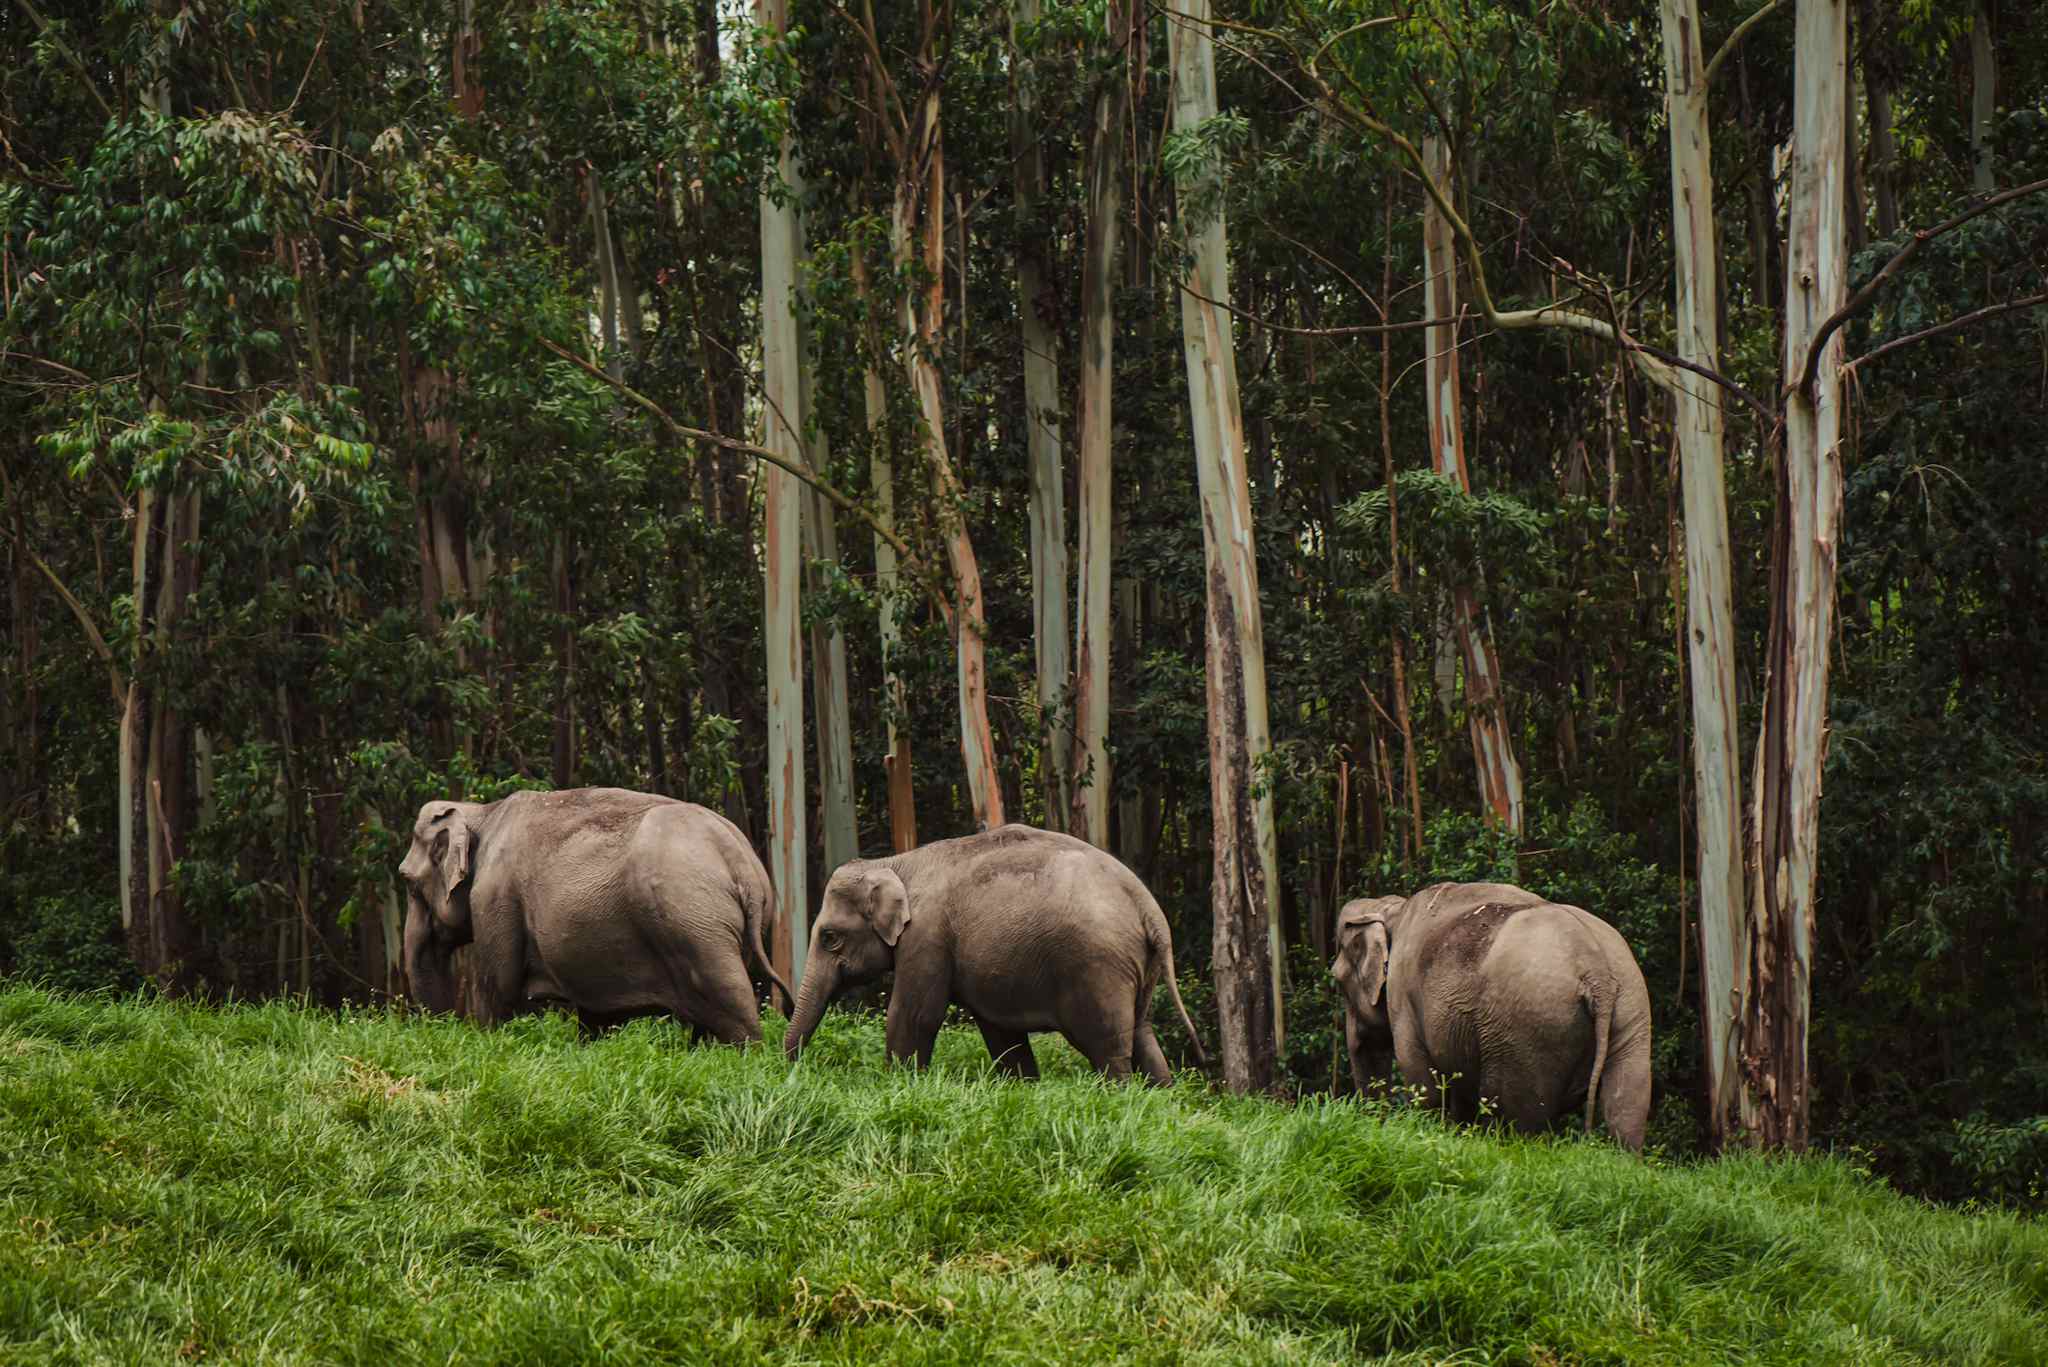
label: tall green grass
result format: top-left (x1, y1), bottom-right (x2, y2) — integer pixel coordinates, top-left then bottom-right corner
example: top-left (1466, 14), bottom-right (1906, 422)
top-left (1, 986), bottom-right (2042, 1364)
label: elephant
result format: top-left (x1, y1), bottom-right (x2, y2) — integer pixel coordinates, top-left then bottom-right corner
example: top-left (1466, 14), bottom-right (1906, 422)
top-left (1331, 881), bottom-right (1652, 1150)
top-left (398, 787), bottom-right (793, 1042)
top-left (781, 824), bottom-right (1206, 1082)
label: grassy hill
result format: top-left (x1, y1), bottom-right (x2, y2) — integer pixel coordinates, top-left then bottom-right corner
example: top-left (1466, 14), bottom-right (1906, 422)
top-left (1, 987), bottom-right (2042, 1364)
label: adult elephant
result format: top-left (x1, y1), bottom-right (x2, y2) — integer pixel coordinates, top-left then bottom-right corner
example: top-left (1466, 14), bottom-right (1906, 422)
top-left (1332, 882), bottom-right (1652, 1150)
top-left (782, 825), bottom-right (1205, 1082)
top-left (399, 787), bottom-right (792, 1042)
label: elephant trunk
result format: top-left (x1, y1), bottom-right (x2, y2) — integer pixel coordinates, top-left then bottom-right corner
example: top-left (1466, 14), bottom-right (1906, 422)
top-left (402, 899), bottom-right (455, 1015)
top-left (783, 958), bottom-right (837, 1060)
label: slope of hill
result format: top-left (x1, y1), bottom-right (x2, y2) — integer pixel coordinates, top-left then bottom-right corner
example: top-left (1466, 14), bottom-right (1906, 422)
top-left (1, 987), bottom-right (2042, 1364)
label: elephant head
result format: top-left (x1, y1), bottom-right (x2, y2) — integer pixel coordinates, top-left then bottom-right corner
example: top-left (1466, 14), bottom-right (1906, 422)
top-left (398, 801), bottom-right (479, 1013)
top-left (1332, 895), bottom-right (1402, 1078)
top-left (784, 862), bottom-right (907, 1059)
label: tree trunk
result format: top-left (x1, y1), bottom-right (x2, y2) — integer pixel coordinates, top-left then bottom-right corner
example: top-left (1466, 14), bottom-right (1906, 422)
top-left (1010, 0), bottom-right (1070, 832)
top-left (758, 0), bottom-right (807, 1002)
top-left (792, 167), bottom-right (858, 879)
top-left (551, 531), bottom-right (578, 787)
top-left (1662, 0), bottom-right (1748, 1150)
top-left (1421, 135), bottom-right (1523, 834)
top-left (853, 251), bottom-right (918, 853)
top-left (1070, 0), bottom-right (1131, 848)
top-left (890, 12), bottom-right (1005, 831)
top-left (1745, 0), bottom-right (1849, 1152)
top-left (1971, 1), bottom-right (1996, 195)
top-left (1170, 0), bottom-right (1281, 1087)
top-left (1866, 68), bottom-right (1899, 239)
top-left (1378, 177), bottom-right (1422, 861)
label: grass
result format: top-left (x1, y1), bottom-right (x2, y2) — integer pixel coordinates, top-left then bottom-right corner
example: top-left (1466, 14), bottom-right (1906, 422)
top-left (0, 987), bottom-right (2043, 1365)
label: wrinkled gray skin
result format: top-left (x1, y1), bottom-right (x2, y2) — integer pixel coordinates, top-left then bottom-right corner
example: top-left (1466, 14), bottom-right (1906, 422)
top-left (783, 825), bottom-right (1206, 1082)
top-left (399, 788), bottom-right (793, 1041)
top-left (1332, 882), bottom-right (1652, 1150)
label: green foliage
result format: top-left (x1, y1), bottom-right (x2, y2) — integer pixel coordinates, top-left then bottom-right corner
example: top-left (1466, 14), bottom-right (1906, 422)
top-left (1, 898), bottom-right (137, 997)
top-left (2, 989), bottom-right (2045, 1362)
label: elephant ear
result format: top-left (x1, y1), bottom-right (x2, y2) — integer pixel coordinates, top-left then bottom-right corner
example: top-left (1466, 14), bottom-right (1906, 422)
top-left (1356, 923), bottom-right (1389, 1010)
top-left (1335, 897), bottom-right (1393, 1009)
top-left (428, 806), bottom-right (475, 928)
top-left (863, 870), bottom-right (911, 947)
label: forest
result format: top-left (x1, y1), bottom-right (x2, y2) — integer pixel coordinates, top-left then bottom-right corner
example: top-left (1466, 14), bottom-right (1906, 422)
top-left (1, 0), bottom-right (2044, 1210)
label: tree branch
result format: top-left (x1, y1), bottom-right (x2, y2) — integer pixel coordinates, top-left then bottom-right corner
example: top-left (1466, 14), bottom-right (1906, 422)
top-left (1798, 176), bottom-right (2048, 398)
top-left (1845, 291), bottom-right (2048, 377)
top-left (1704, 0), bottom-right (1786, 89)
top-left (26, 546), bottom-right (126, 709)
top-left (537, 337), bottom-right (942, 605)
top-left (11, 0), bottom-right (115, 121)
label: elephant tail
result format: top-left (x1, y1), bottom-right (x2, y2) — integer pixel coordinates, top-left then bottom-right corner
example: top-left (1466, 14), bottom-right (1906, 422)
top-left (1148, 913), bottom-right (1209, 1070)
top-left (746, 882), bottom-right (797, 1016)
top-left (1581, 975), bottom-right (1614, 1137)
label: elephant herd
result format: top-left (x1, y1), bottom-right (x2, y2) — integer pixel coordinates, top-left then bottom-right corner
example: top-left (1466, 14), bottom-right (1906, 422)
top-left (400, 786), bottom-right (1653, 1149)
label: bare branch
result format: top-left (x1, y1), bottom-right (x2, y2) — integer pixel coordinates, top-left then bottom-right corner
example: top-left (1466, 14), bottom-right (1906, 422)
top-left (1704, 0), bottom-right (1786, 89)
top-left (1798, 176), bottom-right (2048, 398)
top-left (537, 338), bottom-right (939, 600)
top-left (10, 0), bottom-right (115, 120)
top-left (1845, 291), bottom-right (2048, 376)
top-left (23, 545), bottom-right (126, 708)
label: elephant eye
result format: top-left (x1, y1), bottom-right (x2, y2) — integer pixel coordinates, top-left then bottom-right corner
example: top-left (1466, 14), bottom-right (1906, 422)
top-left (820, 930), bottom-right (840, 951)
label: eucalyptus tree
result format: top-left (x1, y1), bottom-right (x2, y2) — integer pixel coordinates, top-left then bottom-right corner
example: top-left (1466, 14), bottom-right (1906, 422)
top-left (851, 0), bottom-right (1006, 830)
top-left (1009, 0), bottom-right (1071, 831)
top-left (1168, 0), bottom-right (1284, 1088)
top-left (757, 0), bottom-right (810, 991)
top-left (1070, 0), bottom-right (1139, 848)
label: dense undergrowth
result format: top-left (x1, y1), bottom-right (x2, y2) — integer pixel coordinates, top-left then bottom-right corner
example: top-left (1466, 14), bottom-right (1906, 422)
top-left (1, 987), bottom-right (2043, 1365)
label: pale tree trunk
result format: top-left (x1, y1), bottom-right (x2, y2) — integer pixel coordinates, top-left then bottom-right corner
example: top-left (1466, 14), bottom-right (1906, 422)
top-left (1971, 1), bottom-right (1996, 194)
top-left (889, 7), bottom-right (1006, 831)
top-left (786, 160), bottom-right (857, 876)
top-left (853, 252), bottom-right (918, 852)
top-left (1662, 0), bottom-right (1748, 1148)
top-left (1070, 0), bottom-right (1132, 848)
top-left (1421, 135), bottom-right (1523, 834)
top-left (1170, 0), bottom-right (1282, 1087)
top-left (1010, 0), bottom-right (1070, 831)
top-left (1378, 180), bottom-right (1423, 859)
top-left (551, 531), bottom-right (577, 786)
top-left (413, 0), bottom-right (489, 743)
top-left (758, 0), bottom-right (807, 1001)
top-left (590, 173), bottom-right (625, 376)
top-left (1746, 0), bottom-right (1849, 1151)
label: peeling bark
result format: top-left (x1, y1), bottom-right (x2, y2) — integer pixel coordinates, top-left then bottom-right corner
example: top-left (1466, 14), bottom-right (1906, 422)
top-left (759, 0), bottom-right (808, 995)
top-left (1745, 0), bottom-right (1849, 1152)
top-left (1663, 0), bottom-right (1747, 1149)
top-left (1010, 0), bottom-right (1070, 831)
top-left (1070, 0), bottom-right (1131, 848)
top-left (1421, 136), bottom-right (1523, 835)
top-left (1171, 0), bottom-right (1281, 1086)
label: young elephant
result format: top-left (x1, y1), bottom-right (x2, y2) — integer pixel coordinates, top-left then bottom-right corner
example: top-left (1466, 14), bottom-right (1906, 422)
top-left (399, 787), bottom-right (793, 1041)
top-left (782, 825), bottom-right (1205, 1082)
top-left (1332, 881), bottom-right (1652, 1150)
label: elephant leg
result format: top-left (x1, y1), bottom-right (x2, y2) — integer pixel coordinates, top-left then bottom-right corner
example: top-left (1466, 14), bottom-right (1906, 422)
top-left (1391, 1021), bottom-right (1442, 1113)
top-left (1072, 1018), bottom-right (1135, 1080)
top-left (688, 954), bottom-right (765, 1047)
top-left (884, 986), bottom-right (947, 1069)
top-left (976, 1022), bottom-right (1040, 1080)
top-left (1133, 1025), bottom-right (1173, 1086)
top-left (466, 915), bottom-right (527, 1027)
